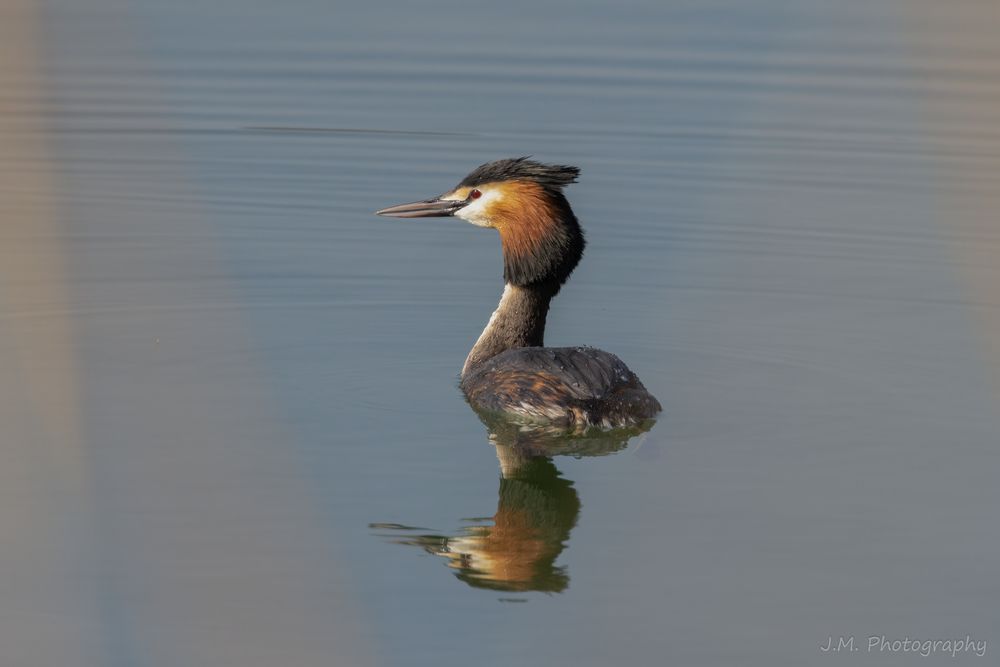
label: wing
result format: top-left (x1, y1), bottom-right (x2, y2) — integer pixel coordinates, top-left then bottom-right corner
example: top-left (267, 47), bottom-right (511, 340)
top-left (460, 346), bottom-right (660, 427)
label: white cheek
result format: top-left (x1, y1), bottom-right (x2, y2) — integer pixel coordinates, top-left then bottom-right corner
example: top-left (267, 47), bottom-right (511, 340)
top-left (454, 190), bottom-right (501, 227)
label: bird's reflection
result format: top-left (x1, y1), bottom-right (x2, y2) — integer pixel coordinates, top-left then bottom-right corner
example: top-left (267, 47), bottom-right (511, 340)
top-left (374, 411), bottom-right (654, 593)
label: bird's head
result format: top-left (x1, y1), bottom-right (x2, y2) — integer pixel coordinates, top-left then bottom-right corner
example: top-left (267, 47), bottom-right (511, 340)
top-left (376, 157), bottom-right (585, 289)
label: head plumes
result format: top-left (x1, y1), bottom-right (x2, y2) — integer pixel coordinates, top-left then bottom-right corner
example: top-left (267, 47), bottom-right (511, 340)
top-left (459, 157), bottom-right (580, 193)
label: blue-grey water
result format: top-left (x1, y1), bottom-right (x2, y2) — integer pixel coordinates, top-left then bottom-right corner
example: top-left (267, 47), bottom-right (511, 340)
top-left (2, 0), bottom-right (998, 665)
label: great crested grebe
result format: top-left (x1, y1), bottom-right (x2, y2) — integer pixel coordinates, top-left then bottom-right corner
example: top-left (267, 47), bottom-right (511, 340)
top-left (376, 157), bottom-right (660, 428)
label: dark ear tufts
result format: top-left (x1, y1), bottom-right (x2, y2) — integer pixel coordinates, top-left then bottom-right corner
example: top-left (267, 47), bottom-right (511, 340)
top-left (459, 157), bottom-right (580, 192)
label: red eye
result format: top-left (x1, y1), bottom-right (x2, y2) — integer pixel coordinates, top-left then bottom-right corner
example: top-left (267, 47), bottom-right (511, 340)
top-left (470, 189), bottom-right (482, 200)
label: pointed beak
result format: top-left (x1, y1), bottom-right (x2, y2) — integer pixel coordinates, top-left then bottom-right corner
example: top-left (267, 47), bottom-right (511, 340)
top-left (375, 196), bottom-right (464, 219)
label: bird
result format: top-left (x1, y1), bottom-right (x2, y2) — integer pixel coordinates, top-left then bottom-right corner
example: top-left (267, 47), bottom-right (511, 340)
top-left (376, 157), bottom-right (660, 429)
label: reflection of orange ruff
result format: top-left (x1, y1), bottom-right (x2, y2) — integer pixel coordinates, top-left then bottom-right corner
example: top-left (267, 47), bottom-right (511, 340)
top-left (439, 458), bottom-right (579, 593)
top-left (443, 508), bottom-right (559, 591)
top-left (374, 417), bottom-right (653, 593)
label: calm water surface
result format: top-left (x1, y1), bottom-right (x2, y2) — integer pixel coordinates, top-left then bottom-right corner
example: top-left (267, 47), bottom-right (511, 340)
top-left (2, 0), bottom-right (998, 665)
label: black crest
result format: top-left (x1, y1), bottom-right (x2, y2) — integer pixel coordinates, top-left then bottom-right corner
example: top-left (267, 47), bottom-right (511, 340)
top-left (459, 157), bottom-right (580, 192)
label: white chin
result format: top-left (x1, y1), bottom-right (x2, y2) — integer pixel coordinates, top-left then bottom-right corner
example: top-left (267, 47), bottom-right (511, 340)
top-left (455, 209), bottom-right (492, 227)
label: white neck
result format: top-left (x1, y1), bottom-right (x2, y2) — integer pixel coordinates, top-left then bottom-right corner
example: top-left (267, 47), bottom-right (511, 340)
top-left (461, 283), bottom-right (552, 376)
